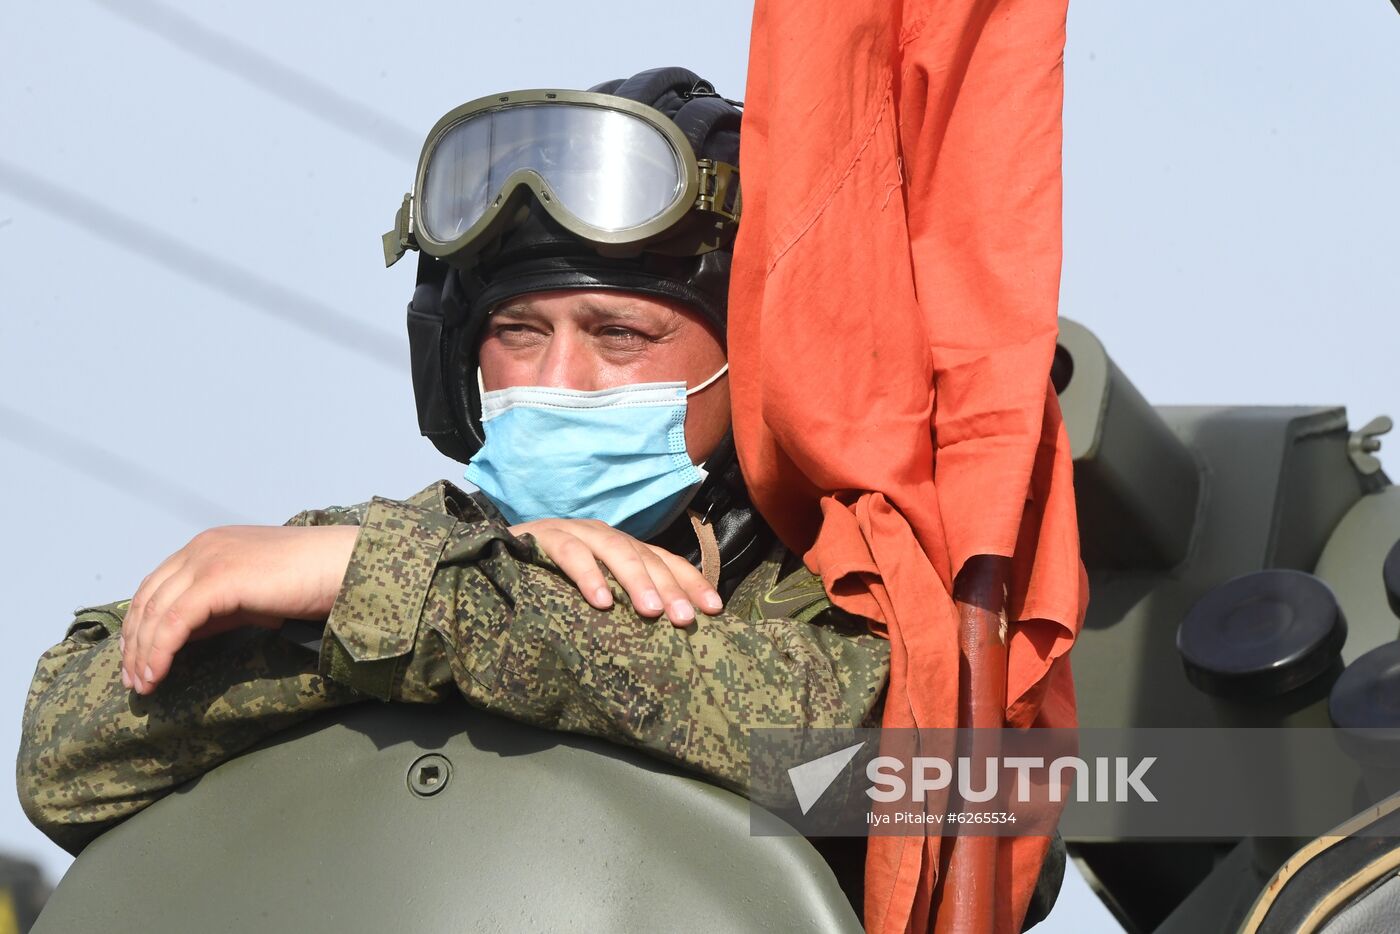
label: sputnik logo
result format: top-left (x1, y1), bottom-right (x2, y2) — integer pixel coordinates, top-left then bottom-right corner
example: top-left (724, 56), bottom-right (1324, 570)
top-left (787, 742), bottom-right (867, 815)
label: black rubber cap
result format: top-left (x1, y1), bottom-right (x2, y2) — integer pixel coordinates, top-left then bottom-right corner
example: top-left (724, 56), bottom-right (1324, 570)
top-left (1330, 641), bottom-right (1400, 730)
top-left (1328, 641), bottom-right (1400, 769)
top-left (1383, 538), bottom-right (1400, 620)
top-left (1177, 569), bottom-right (1347, 699)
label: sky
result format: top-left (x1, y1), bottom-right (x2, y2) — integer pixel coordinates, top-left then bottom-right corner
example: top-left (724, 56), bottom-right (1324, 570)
top-left (1, 1), bottom-right (1397, 930)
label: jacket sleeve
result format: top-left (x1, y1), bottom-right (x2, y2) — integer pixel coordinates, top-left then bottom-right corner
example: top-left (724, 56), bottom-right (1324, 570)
top-left (16, 504), bottom-right (369, 855)
top-left (318, 484), bottom-right (892, 797)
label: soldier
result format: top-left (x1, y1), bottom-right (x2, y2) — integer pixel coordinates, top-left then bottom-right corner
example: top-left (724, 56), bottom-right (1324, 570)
top-left (17, 67), bottom-right (892, 856)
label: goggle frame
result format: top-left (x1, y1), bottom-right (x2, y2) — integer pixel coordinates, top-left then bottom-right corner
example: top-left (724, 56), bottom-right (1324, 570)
top-left (383, 89), bottom-right (740, 267)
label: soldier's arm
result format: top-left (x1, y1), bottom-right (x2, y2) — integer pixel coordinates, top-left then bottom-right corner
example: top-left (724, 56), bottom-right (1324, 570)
top-left (16, 607), bottom-right (362, 854)
top-left (16, 504), bottom-right (370, 854)
top-left (319, 485), bottom-right (891, 795)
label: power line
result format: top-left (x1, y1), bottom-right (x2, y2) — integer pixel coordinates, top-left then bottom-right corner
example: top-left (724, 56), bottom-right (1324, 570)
top-left (0, 402), bottom-right (249, 528)
top-left (90, 0), bottom-right (420, 159)
top-left (0, 158), bottom-right (405, 371)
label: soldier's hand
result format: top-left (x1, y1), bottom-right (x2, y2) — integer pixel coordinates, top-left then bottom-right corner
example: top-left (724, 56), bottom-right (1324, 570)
top-left (120, 525), bottom-right (360, 695)
top-left (510, 518), bottom-right (723, 626)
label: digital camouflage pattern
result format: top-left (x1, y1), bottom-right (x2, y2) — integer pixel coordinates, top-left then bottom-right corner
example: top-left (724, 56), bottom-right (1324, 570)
top-left (18, 482), bottom-right (890, 853)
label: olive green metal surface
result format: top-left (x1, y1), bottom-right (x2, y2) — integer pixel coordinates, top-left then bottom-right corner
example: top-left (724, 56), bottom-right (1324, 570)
top-left (35, 701), bottom-right (861, 934)
top-left (1314, 487), bottom-right (1400, 663)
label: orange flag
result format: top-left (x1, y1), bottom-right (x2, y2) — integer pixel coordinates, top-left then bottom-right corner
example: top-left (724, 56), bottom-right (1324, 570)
top-left (729, 1), bottom-right (1087, 931)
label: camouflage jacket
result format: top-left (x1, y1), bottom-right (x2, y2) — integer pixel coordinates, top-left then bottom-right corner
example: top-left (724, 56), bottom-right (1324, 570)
top-left (18, 481), bottom-right (890, 854)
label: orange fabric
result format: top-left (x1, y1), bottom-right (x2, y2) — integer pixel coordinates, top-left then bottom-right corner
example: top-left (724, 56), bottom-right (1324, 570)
top-left (729, 1), bottom-right (1086, 932)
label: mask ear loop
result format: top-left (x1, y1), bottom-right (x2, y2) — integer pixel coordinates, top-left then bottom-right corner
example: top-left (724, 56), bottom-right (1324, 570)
top-left (685, 362), bottom-right (729, 397)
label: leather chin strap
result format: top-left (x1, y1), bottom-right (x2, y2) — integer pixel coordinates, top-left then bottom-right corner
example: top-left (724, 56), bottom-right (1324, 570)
top-left (687, 512), bottom-right (722, 589)
top-left (647, 431), bottom-right (777, 600)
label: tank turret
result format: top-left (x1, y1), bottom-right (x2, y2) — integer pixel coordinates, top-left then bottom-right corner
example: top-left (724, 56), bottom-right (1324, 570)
top-left (1057, 319), bottom-right (1400, 933)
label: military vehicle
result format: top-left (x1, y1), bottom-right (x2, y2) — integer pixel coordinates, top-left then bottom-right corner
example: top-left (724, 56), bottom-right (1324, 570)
top-left (25, 319), bottom-right (1400, 933)
top-left (1054, 320), bottom-right (1400, 933)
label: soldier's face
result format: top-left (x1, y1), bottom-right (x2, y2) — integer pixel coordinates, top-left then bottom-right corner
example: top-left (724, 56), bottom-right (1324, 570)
top-left (478, 289), bottom-right (731, 465)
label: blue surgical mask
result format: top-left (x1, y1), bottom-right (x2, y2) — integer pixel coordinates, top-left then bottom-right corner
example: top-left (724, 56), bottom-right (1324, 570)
top-left (463, 363), bottom-right (729, 540)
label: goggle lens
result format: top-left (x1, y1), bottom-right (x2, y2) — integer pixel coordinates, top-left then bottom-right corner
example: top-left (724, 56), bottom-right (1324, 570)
top-left (420, 103), bottom-right (686, 243)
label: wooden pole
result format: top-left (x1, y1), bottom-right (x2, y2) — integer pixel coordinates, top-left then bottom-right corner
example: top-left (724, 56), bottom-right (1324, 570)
top-left (936, 555), bottom-right (1010, 933)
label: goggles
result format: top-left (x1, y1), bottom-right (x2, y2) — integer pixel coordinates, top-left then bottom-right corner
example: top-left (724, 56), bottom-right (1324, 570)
top-left (383, 89), bottom-right (741, 267)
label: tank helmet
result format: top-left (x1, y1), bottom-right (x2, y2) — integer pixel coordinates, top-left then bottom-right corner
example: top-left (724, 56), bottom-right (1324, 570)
top-left (398, 66), bottom-right (742, 464)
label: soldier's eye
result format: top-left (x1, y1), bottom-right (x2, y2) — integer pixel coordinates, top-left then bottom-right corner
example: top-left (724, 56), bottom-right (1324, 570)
top-left (490, 323), bottom-right (538, 344)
